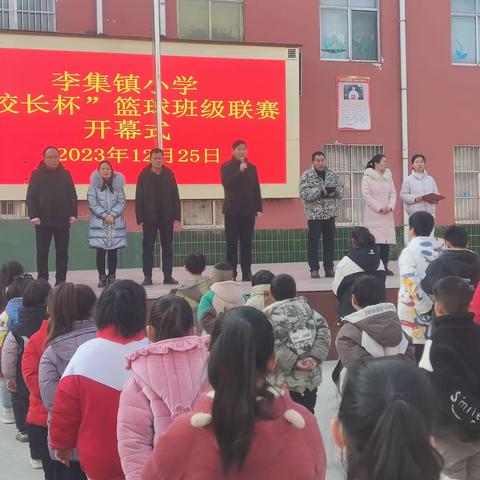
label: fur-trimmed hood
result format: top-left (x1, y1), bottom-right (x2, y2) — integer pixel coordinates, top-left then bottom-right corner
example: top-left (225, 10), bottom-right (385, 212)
top-left (364, 167), bottom-right (393, 181)
top-left (89, 170), bottom-right (125, 191)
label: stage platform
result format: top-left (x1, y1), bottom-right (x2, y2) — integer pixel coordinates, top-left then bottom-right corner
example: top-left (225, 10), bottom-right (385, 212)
top-left (61, 261), bottom-right (401, 360)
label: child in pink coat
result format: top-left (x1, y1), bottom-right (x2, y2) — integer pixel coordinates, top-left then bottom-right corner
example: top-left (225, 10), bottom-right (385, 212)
top-left (117, 295), bottom-right (209, 480)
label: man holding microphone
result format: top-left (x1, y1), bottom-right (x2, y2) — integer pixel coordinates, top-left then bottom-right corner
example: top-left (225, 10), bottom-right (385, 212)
top-left (221, 140), bottom-right (262, 282)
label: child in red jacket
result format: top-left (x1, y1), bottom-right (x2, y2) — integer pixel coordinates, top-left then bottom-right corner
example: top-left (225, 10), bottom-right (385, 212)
top-left (143, 306), bottom-right (326, 480)
top-left (49, 280), bottom-right (148, 480)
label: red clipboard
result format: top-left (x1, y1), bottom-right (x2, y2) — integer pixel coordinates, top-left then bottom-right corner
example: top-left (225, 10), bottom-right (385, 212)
top-left (422, 193), bottom-right (446, 204)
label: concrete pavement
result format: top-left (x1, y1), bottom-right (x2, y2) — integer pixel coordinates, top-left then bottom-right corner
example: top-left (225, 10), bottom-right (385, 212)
top-left (0, 361), bottom-right (344, 480)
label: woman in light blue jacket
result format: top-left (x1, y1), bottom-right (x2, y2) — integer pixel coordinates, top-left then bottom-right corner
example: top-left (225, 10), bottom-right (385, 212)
top-left (87, 161), bottom-right (127, 287)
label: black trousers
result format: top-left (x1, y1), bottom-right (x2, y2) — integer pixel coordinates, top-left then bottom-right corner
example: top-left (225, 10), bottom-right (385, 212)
top-left (36, 226), bottom-right (70, 284)
top-left (307, 217), bottom-right (336, 272)
top-left (96, 248), bottom-right (118, 276)
top-left (289, 388), bottom-right (318, 414)
top-left (224, 214), bottom-right (256, 278)
top-left (142, 222), bottom-right (174, 279)
top-left (26, 424), bottom-right (56, 478)
top-left (11, 388), bottom-right (29, 433)
top-left (54, 461), bottom-right (87, 480)
top-left (378, 243), bottom-right (390, 269)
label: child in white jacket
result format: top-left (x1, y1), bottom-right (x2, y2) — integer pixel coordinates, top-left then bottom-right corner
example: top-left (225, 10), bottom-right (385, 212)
top-left (398, 211), bottom-right (443, 361)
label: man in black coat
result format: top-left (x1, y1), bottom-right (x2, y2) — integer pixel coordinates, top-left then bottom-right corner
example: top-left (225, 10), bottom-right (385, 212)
top-left (135, 148), bottom-right (181, 286)
top-left (26, 146), bottom-right (78, 285)
top-left (220, 140), bottom-right (262, 281)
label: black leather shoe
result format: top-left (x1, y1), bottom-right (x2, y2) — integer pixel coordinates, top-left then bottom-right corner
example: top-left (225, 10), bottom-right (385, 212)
top-left (310, 270), bottom-right (320, 279)
top-left (141, 277), bottom-right (153, 286)
top-left (325, 270), bottom-right (335, 278)
top-left (163, 277), bottom-right (179, 285)
top-left (98, 275), bottom-right (107, 288)
top-left (385, 269), bottom-right (395, 276)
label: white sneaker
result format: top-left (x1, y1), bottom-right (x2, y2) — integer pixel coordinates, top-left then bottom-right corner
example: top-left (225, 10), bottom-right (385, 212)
top-left (0, 408), bottom-right (15, 424)
top-left (30, 458), bottom-right (43, 469)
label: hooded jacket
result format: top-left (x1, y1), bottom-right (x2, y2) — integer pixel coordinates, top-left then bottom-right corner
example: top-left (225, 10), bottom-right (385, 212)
top-left (39, 319), bottom-right (97, 460)
top-left (422, 249), bottom-right (480, 296)
top-left (264, 297), bottom-right (331, 393)
top-left (2, 304), bottom-right (47, 391)
top-left (400, 170), bottom-right (439, 216)
top-left (336, 303), bottom-right (416, 372)
top-left (420, 313), bottom-right (480, 442)
top-left (299, 166), bottom-right (344, 220)
top-left (87, 170), bottom-right (127, 250)
top-left (22, 319), bottom-right (49, 427)
top-left (398, 236), bottom-right (444, 344)
top-left (174, 277), bottom-right (211, 328)
top-left (117, 336), bottom-right (210, 480)
top-left (142, 389), bottom-right (326, 480)
top-left (333, 246), bottom-right (386, 318)
top-left (26, 161), bottom-right (78, 227)
top-left (198, 281), bottom-right (245, 334)
top-left (245, 284), bottom-right (271, 311)
top-left (361, 168), bottom-right (397, 244)
top-left (135, 165), bottom-right (180, 225)
top-left (49, 327), bottom-right (148, 480)
top-left (221, 158), bottom-right (262, 215)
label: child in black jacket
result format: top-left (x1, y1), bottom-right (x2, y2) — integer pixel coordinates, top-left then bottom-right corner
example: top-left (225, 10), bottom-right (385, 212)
top-left (420, 276), bottom-right (480, 480)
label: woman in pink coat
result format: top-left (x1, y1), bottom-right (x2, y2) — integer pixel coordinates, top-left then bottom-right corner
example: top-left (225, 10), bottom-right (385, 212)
top-left (362, 154), bottom-right (397, 275)
top-left (117, 295), bottom-right (209, 480)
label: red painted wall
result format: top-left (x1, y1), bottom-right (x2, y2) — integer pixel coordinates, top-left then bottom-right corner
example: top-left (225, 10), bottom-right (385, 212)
top-left (406, 0), bottom-right (476, 226)
top-left (244, 0), bottom-right (403, 228)
top-left (56, 0), bottom-right (96, 35)
top-left (57, 0), bottom-right (466, 230)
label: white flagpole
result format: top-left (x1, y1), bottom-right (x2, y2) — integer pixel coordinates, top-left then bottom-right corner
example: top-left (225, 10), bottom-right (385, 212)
top-left (153, 0), bottom-right (163, 148)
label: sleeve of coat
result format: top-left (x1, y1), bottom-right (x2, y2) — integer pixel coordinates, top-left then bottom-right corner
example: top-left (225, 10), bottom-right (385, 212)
top-left (26, 171), bottom-right (40, 219)
top-left (39, 350), bottom-right (62, 414)
top-left (420, 260), bottom-right (440, 296)
top-left (332, 257), bottom-right (348, 296)
top-left (388, 178), bottom-right (397, 210)
top-left (110, 187), bottom-right (127, 218)
top-left (135, 175), bottom-right (144, 225)
top-left (49, 375), bottom-right (82, 450)
top-left (432, 177), bottom-right (440, 195)
top-left (87, 184), bottom-right (107, 219)
top-left (253, 166), bottom-right (262, 213)
top-left (21, 337), bottom-right (42, 400)
top-left (171, 172), bottom-right (181, 222)
top-left (400, 178), bottom-right (417, 205)
top-left (1, 332), bottom-right (19, 380)
top-left (335, 325), bottom-right (371, 371)
top-left (309, 312), bottom-right (331, 364)
top-left (399, 250), bottom-right (433, 315)
top-left (361, 176), bottom-right (382, 213)
top-left (220, 162), bottom-right (242, 189)
top-left (299, 172), bottom-right (321, 202)
top-left (334, 172), bottom-right (345, 200)
top-left (67, 172), bottom-right (78, 218)
top-left (118, 378), bottom-right (155, 480)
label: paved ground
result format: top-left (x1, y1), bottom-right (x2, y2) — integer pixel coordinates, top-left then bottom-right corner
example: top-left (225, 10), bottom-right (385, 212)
top-left (0, 362), bottom-right (344, 480)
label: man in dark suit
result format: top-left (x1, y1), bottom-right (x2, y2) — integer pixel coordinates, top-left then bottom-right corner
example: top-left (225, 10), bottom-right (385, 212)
top-left (135, 148), bottom-right (181, 286)
top-left (26, 146), bottom-right (78, 286)
top-left (221, 140), bottom-right (262, 282)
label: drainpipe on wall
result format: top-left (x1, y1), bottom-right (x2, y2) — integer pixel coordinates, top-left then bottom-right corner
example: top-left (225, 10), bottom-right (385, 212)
top-left (153, 0), bottom-right (163, 148)
top-left (400, 0), bottom-right (409, 244)
top-left (96, 0), bottom-right (103, 35)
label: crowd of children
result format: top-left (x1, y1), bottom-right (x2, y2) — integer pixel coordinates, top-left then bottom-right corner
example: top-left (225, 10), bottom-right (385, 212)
top-left (1, 214), bottom-right (480, 479)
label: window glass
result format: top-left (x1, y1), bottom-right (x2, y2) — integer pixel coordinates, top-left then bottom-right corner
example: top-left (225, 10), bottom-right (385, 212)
top-left (451, 15), bottom-right (476, 63)
top-left (321, 8), bottom-right (349, 59)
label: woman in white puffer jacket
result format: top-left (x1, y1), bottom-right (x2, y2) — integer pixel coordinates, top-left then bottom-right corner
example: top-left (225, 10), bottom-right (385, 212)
top-left (400, 154), bottom-right (440, 217)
